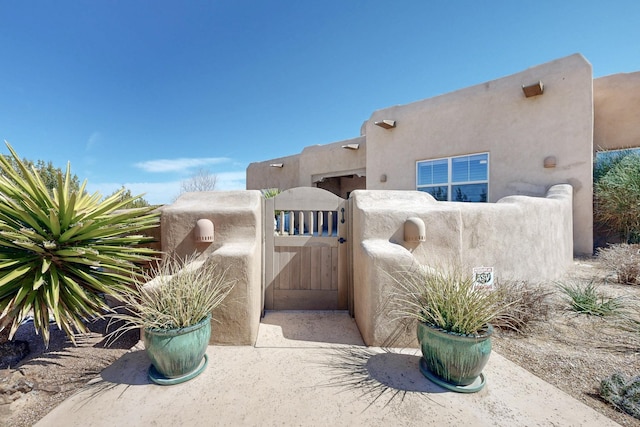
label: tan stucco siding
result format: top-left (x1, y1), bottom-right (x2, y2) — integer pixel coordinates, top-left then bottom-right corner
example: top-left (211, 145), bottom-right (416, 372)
top-left (351, 186), bottom-right (573, 346)
top-left (594, 71), bottom-right (640, 151)
top-left (300, 137), bottom-right (366, 186)
top-left (246, 137), bottom-right (366, 191)
top-left (365, 54), bottom-right (593, 254)
top-left (246, 154), bottom-right (301, 191)
top-left (160, 191), bottom-right (263, 345)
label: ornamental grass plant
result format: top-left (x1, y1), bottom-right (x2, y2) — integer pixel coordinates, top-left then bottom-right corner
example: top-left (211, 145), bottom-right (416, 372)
top-left (389, 266), bottom-right (518, 336)
top-left (107, 254), bottom-right (235, 340)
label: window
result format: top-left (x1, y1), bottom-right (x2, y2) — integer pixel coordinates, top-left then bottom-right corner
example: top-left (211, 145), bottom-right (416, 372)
top-left (417, 153), bottom-right (489, 202)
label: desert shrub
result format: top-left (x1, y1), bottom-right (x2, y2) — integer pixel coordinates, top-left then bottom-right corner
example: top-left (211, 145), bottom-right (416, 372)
top-left (557, 280), bottom-right (628, 317)
top-left (600, 373), bottom-right (640, 419)
top-left (595, 153), bottom-right (640, 243)
top-left (492, 281), bottom-right (553, 333)
top-left (597, 243), bottom-right (640, 285)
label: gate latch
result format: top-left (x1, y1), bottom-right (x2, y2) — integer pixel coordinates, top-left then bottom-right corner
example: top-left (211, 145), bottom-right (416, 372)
top-left (338, 237), bottom-right (347, 244)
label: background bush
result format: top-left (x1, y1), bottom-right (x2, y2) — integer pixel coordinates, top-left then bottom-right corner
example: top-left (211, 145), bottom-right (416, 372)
top-left (595, 153), bottom-right (640, 243)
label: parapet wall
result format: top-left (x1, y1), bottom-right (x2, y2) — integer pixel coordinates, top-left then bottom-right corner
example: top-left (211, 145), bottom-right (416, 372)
top-left (351, 185), bottom-right (573, 346)
top-left (160, 190), bottom-right (263, 345)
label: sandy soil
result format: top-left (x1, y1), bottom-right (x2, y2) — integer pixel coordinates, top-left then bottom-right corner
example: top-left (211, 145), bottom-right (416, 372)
top-left (0, 258), bottom-right (639, 427)
top-left (0, 320), bottom-right (138, 427)
top-left (492, 259), bottom-right (640, 426)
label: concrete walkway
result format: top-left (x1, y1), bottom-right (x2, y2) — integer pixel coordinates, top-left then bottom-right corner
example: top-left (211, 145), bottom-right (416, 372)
top-left (37, 312), bottom-right (619, 427)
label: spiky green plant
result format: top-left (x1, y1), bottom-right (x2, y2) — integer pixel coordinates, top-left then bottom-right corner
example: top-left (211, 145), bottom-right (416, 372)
top-left (389, 266), bottom-right (518, 336)
top-left (557, 280), bottom-right (627, 317)
top-left (107, 254), bottom-right (235, 341)
top-left (0, 142), bottom-right (159, 346)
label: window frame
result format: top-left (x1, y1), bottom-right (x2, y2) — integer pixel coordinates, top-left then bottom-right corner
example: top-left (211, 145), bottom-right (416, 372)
top-left (416, 152), bottom-right (489, 202)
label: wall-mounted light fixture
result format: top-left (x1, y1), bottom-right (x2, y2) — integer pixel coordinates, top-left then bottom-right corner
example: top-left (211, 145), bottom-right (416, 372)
top-left (194, 219), bottom-right (214, 242)
top-left (522, 81), bottom-right (544, 98)
top-left (341, 143), bottom-right (360, 150)
top-left (374, 119), bottom-right (396, 129)
top-left (543, 156), bottom-right (557, 168)
top-left (380, 174), bottom-right (387, 183)
top-left (269, 163), bottom-right (284, 168)
top-left (404, 217), bottom-right (426, 242)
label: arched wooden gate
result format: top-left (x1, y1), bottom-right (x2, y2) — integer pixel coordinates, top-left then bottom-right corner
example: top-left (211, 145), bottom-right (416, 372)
top-left (263, 187), bottom-right (350, 311)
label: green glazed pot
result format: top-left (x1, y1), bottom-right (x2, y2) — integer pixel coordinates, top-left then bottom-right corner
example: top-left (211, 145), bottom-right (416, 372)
top-left (143, 314), bottom-right (211, 380)
top-left (417, 322), bottom-right (493, 388)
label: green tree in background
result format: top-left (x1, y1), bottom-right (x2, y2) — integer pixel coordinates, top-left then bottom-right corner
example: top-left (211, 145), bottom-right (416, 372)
top-left (1, 155), bottom-right (80, 194)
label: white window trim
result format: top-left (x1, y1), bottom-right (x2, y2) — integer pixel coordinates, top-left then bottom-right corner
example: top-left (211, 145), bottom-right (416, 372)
top-left (416, 152), bottom-right (490, 202)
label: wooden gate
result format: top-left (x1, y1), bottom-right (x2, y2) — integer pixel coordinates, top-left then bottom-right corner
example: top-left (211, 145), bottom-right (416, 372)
top-left (263, 187), bottom-right (349, 311)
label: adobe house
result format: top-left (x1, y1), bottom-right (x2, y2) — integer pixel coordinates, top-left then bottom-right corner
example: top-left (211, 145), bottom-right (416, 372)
top-left (157, 54), bottom-right (639, 346)
top-left (247, 53), bottom-right (640, 256)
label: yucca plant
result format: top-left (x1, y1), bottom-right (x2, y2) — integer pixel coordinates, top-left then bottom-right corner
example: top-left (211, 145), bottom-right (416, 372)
top-left (0, 142), bottom-right (159, 346)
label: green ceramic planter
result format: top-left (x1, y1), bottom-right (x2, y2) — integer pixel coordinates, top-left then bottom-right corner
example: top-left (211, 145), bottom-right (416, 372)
top-left (143, 314), bottom-right (211, 383)
top-left (417, 322), bottom-right (493, 391)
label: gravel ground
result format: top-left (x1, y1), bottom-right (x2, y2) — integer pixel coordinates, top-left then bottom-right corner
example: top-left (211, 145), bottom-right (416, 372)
top-left (492, 259), bottom-right (640, 426)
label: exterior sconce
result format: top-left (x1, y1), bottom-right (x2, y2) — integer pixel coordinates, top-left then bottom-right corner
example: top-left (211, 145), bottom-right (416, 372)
top-left (374, 119), bottom-right (396, 129)
top-left (269, 163), bottom-right (284, 168)
top-left (543, 156), bottom-right (557, 168)
top-left (341, 143), bottom-right (360, 150)
top-left (194, 219), bottom-right (214, 242)
top-left (404, 217), bottom-right (426, 242)
top-left (380, 174), bottom-right (387, 183)
top-left (522, 81), bottom-right (544, 98)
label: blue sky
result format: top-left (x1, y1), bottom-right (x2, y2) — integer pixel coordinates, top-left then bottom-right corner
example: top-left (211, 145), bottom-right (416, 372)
top-left (1, 1), bottom-right (639, 204)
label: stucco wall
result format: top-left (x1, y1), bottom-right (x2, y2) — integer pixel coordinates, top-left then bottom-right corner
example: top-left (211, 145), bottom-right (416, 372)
top-left (246, 154), bottom-right (301, 192)
top-left (364, 54), bottom-right (593, 255)
top-left (351, 185), bottom-right (573, 346)
top-left (594, 71), bottom-right (640, 151)
top-left (246, 136), bottom-right (366, 191)
top-left (160, 191), bottom-right (263, 345)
